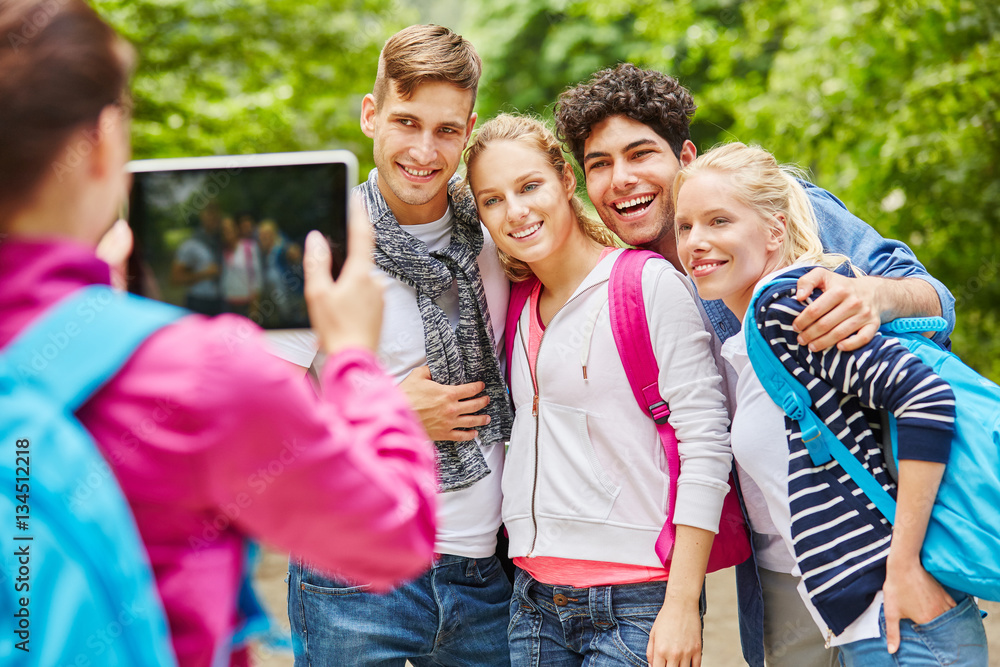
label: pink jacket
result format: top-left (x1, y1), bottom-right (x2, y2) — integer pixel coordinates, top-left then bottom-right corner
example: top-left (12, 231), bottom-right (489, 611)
top-left (0, 239), bottom-right (438, 666)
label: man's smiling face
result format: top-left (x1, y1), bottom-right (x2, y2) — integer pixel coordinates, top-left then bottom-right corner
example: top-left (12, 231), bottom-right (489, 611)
top-left (583, 114), bottom-right (693, 253)
top-left (362, 79), bottom-right (476, 224)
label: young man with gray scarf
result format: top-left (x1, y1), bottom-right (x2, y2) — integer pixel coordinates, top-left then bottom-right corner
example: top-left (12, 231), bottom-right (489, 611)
top-left (277, 25), bottom-right (514, 666)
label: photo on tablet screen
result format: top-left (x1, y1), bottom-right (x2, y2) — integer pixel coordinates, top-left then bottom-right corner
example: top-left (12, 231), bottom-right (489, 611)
top-left (126, 151), bottom-right (356, 330)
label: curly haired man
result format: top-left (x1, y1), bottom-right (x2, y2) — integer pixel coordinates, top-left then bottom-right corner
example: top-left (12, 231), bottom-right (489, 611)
top-left (554, 63), bottom-right (956, 667)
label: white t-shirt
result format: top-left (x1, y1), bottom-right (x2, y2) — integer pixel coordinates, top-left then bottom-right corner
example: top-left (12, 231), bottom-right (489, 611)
top-left (221, 239), bottom-right (261, 303)
top-left (265, 207), bottom-right (510, 558)
top-left (721, 265), bottom-right (882, 646)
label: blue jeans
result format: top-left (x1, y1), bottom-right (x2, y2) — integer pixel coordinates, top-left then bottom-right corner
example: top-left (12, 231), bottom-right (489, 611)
top-left (839, 595), bottom-right (988, 666)
top-left (288, 554), bottom-right (512, 666)
top-left (508, 568), bottom-right (704, 667)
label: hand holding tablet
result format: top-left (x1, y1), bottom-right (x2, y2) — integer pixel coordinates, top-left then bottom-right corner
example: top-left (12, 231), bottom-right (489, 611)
top-left (304, 196), bottom-right (384, 353)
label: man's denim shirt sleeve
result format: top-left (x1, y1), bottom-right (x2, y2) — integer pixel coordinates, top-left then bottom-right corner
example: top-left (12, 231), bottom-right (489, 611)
top-left (803, 181), bottom-right (956, 349)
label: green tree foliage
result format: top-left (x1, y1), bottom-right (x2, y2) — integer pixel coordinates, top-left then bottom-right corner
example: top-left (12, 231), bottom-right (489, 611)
top-left (730, 0), bottom-right (1000, 377)
top-left (467, 0), bottom-right (999, 377)
top-left (95, 0), bottom-right (418, 174)
top-left (96, 0), bottom-right (999, 376)
top-left (466, 0), bottom-right (650, 118)
top-left (465, 0), bottom-right (770, 147)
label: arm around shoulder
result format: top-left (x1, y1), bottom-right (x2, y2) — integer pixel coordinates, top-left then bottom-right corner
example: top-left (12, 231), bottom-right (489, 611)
top-left (807, 185), bottom-right (956, 347)
top-left (792, 269), bottom-right (945, 352)
top-left (765, 288), bottom-right (955, 463)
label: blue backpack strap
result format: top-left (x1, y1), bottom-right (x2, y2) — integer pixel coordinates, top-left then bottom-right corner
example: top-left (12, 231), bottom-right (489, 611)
top-left (4, 285), bottom-right (186, 410)
top-left (744, 278), bottom-right (899, 523)
top-left (881, 316), bottom-right (948, 336)
top-left (744, 278), bottom-right (831, 464)
top-left (230, 542), bottom-right (293, 653)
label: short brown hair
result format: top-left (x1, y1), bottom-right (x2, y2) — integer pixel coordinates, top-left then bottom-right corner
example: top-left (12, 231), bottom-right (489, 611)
top-left (464, 113), bottom-right (619, 282)
top-left (373, 24), bottom-right (481, 113)
top-left (555, 63), bottom-right (697, 167)
top-left (0, 0), bottom-right (134, 221)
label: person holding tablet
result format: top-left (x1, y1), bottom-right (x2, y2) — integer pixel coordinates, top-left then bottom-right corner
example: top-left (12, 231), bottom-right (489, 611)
top-left (0, 1), bottom-right (438, 664)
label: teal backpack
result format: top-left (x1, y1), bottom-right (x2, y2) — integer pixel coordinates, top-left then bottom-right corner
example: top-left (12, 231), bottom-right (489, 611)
top-left (0, 285), bottom-right (288, 665)
top-left (0, 286), bottom-right (182, 664)
top-left (745, 276), bottom-right (1000, 603)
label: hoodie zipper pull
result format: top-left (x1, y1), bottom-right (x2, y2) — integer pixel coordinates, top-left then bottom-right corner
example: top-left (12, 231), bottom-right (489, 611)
top-left (532, 394), bottom-right (539, 417)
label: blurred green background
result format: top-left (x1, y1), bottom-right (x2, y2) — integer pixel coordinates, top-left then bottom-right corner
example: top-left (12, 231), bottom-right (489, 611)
top-left (95, 0), bottom-right (1000, 378)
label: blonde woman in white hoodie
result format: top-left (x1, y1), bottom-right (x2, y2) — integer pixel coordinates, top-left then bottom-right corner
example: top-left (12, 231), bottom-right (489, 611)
top-left (465, 114), bottom-right (734, 667)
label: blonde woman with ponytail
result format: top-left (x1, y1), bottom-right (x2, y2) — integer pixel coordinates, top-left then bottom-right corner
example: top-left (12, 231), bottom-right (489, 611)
top-left (466, 114), bottom-right (734, 667)
top-left (674, 143), bottom-right (987, 666)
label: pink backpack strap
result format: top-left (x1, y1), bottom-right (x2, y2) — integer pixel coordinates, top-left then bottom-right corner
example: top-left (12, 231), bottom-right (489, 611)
top-left (504, 277), bottom-right (538, 386)
top-left (608, 249), bottom-right (681, 564)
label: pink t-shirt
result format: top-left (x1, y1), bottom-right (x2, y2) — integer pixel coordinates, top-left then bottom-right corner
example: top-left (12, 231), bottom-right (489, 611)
top-left (0, 238), bottom-right (438, 667)
top-left (513, 248), bottom-right (670, 587)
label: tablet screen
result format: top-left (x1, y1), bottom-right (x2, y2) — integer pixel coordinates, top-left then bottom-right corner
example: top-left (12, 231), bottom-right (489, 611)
top-left (126, 151), bottom-right (355, 329)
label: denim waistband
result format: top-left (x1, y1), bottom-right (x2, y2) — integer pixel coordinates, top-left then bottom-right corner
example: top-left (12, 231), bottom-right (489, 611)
top-left (432, 553), bottom-right (487, 567)
top-left (514, 568), bottom-right (666, 625)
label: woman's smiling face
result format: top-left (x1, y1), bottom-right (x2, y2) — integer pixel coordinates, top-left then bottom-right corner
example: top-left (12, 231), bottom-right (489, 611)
top-left (675, 169), bottom-right (785, 316)
top-left (469, 139), bottom-right (579, 267)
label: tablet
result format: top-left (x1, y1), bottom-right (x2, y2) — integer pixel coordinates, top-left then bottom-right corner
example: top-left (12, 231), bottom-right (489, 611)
top-left (126, 150), bottom-right (356, 330)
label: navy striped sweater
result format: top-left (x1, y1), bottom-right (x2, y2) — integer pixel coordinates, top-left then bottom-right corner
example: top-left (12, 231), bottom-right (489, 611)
top-left (752, 266), bottom-right (956, 636)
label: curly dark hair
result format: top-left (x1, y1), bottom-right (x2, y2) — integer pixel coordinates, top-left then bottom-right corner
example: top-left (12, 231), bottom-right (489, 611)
top-left (554, 63), bottom-right (697, 167)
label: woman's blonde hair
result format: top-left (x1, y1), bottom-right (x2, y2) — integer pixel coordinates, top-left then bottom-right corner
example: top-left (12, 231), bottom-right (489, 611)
top-left (464, 113), bottom-right (618, 282)
top-left (673, 142), bottom-right (845, 271)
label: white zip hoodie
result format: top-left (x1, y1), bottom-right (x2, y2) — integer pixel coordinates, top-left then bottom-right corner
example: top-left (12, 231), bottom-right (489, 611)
top-left (502, 249), bottom-right (732, 567)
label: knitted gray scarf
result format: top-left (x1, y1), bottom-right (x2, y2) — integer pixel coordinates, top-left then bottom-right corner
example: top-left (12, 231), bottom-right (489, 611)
top-left (357, 169), bottom-right (513, 492)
